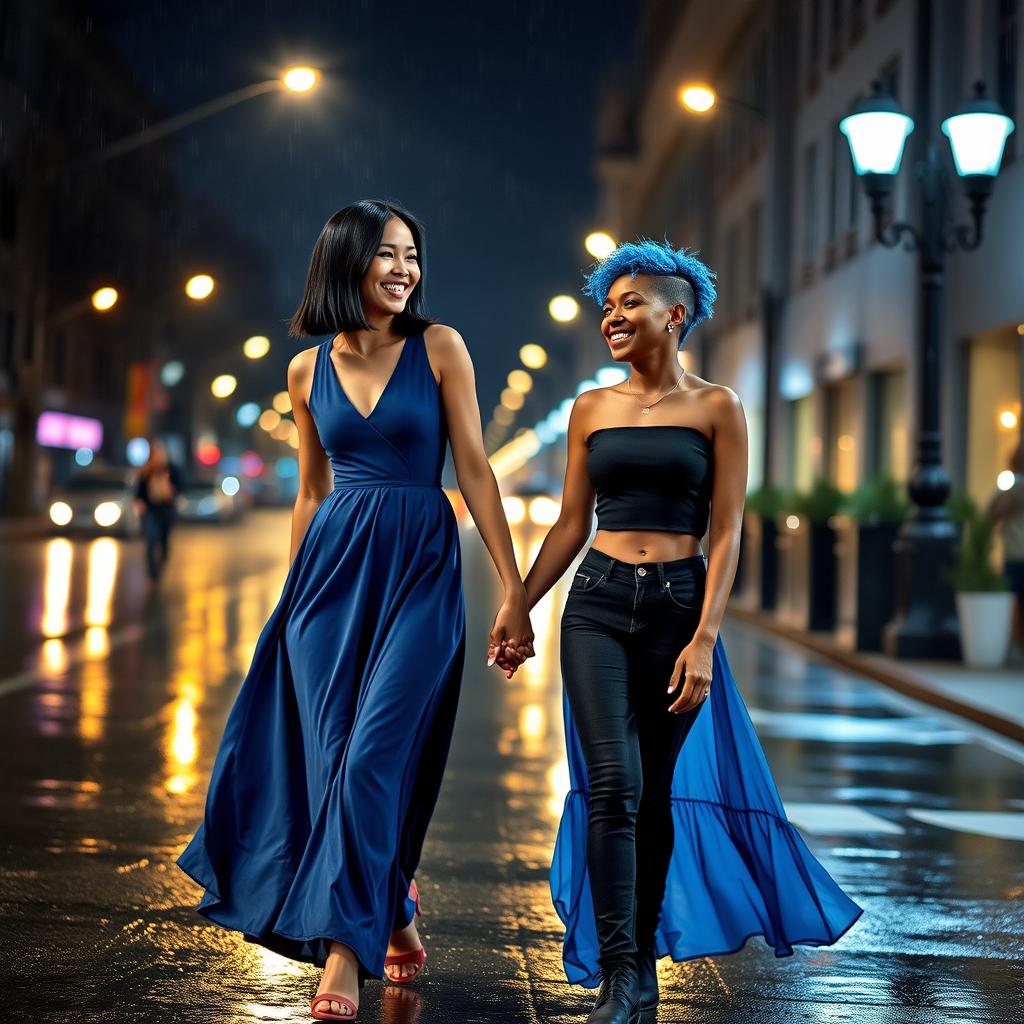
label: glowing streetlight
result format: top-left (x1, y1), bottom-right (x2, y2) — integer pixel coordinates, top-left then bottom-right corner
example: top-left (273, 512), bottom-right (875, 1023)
top-left (243, 335), bottom-right (270, 359)
top-left (502, 496), bottom-right (526, 525)
top-left (91, 287), bottom-right (118, 311)
top-left (679, 83), bottom-right (717, 113)
top-left (549, 295), bottom-right (579, 323)
top-left (259, 409), bottom-right (282, 431)
top-left (507, 369), bottom-right (533, 393)
top-left (520, 343), bottom-right (548, 369)
top-left (282, 66), bottom-right (320, 93)
top-left (584, 231), bottom-right (617, 259)
top-left (186, 274), bottom-right (215, 300)
top-left (211, 374), bottom-right (237, 398)
top-left (501, 388), bottom-right (525, 411)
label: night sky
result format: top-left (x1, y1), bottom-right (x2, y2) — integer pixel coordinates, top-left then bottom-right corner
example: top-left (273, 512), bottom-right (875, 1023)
top-left (97, 0), bottom-right (630, 408)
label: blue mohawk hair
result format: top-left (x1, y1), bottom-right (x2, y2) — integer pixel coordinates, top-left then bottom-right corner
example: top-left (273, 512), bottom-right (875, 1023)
top-left (581, 236), bottom-right (718, 346)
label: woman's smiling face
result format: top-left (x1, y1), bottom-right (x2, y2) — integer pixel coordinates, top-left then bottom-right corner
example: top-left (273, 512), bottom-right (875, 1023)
top-left (360, 216), bottom-right (421, 317)
top-left (600, 273), bottom-right (687, 360)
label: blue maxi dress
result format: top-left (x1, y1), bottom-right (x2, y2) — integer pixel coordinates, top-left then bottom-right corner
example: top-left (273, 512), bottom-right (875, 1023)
top-left (176, 332), bottom-right (466, 977)
top-left (551, 619), bottom-right (864, 987)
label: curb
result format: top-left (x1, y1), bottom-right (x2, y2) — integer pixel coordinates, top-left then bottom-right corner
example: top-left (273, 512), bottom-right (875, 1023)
top-left (727, 605), bottom-right (1024, 746)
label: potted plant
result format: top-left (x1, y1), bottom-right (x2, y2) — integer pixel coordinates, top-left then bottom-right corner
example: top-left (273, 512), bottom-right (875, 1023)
top-left (834, 476), bottom-right (909, 650)
top-left (943, 501), bottom-right (1013, 668)
top-left (741, 484), bottom-right (788, 611)
top-left (776, 478), bottom-right (844, 631)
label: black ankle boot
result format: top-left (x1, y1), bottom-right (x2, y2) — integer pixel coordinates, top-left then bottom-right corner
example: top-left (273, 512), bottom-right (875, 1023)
top-left (635, 945), bottom-right (659, 1012)
top-left (587, 961), bottom-right (640, 1024)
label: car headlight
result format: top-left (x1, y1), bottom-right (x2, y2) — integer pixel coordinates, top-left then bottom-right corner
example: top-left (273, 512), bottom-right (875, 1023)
top-left (49, 501), bottom-right (73, 526)
top-left (94, 501), bottom-right (122, 527)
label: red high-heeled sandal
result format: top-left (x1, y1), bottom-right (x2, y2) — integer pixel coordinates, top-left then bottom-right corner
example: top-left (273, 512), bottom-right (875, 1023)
top-left (310, 992), bottom-right (358, 1020)
top-left (384, 879), bottom-right (426, 985)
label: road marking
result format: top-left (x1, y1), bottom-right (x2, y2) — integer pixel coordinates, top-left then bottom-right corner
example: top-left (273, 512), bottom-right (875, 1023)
top-left (747, 708), bottom-right (973, 745)
top-left (907, 809), bottom-right (1024, 842)
top-left (782, 802), bottom-right (906, 835)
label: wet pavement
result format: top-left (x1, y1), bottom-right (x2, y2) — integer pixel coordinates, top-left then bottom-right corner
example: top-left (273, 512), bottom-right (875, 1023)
top-left (1, 509), bottom-right (1023, 1024)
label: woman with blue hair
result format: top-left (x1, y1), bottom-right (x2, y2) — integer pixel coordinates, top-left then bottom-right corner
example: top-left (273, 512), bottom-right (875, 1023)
top-left (514, 238), bottom-right (862, 1024)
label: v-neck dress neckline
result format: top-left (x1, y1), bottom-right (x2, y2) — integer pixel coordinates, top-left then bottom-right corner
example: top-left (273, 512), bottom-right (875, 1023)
top-left (326, 334), bottom-right (412, 422)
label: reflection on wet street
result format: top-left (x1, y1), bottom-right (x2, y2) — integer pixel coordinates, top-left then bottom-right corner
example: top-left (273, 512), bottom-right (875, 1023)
top-left (1, 509), bottom-right (1022, 1023)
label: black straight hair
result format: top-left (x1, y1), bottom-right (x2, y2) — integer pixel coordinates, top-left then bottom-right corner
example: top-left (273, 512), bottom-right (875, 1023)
top-left (288, 199), bottom-right (436, 338)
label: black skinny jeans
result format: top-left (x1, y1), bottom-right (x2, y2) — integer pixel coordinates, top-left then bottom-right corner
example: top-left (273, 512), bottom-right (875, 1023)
top-left (560, 546), bottom-right (707, 972)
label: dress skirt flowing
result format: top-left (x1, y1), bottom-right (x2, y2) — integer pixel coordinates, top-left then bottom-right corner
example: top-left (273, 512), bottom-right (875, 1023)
top-left (176, 332), bottom-right (466, 977)
top-left (550, 634), bottom-right (863, 987)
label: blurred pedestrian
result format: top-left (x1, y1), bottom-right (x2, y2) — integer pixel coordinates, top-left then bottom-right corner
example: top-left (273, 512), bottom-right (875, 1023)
top-left (985, 443), bottom-right (1024, 656)
top-left (133, 438), bottom-right (181, 582)
top-left (511, 239), bottom-right (862, 1024)
top-left (175, 200), bottom-right (533, 1021)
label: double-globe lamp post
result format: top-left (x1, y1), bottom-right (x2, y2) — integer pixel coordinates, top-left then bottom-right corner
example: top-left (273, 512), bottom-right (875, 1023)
top-left (839, 69), bottom-right (1015, 659)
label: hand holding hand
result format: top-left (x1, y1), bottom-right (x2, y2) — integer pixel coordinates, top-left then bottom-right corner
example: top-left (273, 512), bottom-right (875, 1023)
top-left (487, 591), bottom-right (536, 679)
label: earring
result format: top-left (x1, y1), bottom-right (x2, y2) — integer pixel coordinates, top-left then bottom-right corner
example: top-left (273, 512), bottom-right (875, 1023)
top-left (667, 323), bottom-right (675, 333)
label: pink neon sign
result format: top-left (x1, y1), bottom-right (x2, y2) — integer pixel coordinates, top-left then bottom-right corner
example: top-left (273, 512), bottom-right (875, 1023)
top-left (36, 411), bottom-right (104, 450)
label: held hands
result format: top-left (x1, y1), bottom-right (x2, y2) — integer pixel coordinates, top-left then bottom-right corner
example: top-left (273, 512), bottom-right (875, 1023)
top-left (487, 589), bottom-right (535, 680)
top-left (666, 635), bottom-right (715, 713)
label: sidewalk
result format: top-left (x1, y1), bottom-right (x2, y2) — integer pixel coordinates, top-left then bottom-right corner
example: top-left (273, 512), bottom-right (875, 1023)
top-left (728, 604), bottom-right (1024, 745)
top-left (0, 514), bottom-right (50, 542)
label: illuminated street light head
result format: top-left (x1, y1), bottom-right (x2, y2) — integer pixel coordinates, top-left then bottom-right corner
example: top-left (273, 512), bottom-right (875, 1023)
top-left (186, 274), bottom-right (215, 300)
top-left (679, 83), bottom-right (717, 113)
top-left (282, 66), bottom-right (320, 93)
top-left (91, 286), bottom-right (118, 311)
top-left (581, 237), bottom-right (717, 348)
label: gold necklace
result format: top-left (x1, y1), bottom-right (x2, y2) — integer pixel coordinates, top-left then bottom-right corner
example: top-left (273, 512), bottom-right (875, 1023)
top-left (625, 367), bottom-right (685, 414)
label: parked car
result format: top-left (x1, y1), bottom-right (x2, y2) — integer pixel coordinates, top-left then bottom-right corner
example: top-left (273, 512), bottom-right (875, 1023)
top-left (176, 473), bottom-right (244, 524)
top-left (48, 466), bottom-right (143, 538)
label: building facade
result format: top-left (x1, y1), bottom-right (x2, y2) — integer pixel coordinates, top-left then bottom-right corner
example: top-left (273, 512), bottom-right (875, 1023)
top-left (591, 0), bottom-right (1022, 515)
top-left (0, 1), bottom-right (280, 515)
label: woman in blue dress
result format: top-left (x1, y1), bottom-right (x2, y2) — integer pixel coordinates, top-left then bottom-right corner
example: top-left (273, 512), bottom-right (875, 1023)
top-left (176, 200), bottom-right (534, 1021)
top-left (513, 239), bottom-right (863, 1024)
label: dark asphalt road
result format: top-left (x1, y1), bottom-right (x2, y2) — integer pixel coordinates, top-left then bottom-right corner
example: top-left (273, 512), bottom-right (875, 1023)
top-left (1, 510), bottom-right (1022, 1023)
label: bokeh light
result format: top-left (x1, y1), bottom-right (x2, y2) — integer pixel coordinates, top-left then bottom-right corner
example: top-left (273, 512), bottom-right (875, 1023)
top-left (243, 335), bottom-right (270, 359)
top-left (584, 231), bottom-right (616, 258)
top-left (211, 374), bottom-right (237, 398)
top-left (549, 295), bottom-right (579, 322)
top-left (519, 344), bottom-right (548, 369)
top-left (185, 274), bottom-right (215, 300)
top-left (91, 287), bottom-right (118, 311)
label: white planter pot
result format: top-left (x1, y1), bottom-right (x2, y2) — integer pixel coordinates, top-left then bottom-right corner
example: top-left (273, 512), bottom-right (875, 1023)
top-left (955, 591), bottom-right (1014, 668)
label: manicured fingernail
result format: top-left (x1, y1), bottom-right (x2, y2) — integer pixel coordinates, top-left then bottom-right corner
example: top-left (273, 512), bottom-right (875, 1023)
top-left (487, 654), bottom-right (495, 666)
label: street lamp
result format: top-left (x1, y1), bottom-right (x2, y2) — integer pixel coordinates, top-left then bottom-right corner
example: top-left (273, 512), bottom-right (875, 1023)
top-left (91, 287), bottom-right (118, 312)
top-left (243, 335), bottom-right (271, 359)
top-left (507, 370), bottom-right (533, 393)
top-left (282, 66), bottom-right (320, 93)
top-left (584, 231), bottom-right (617, 259)
top-left (677, 80), bottom-right (767, 120)
top-left (679, 83), bottom-right (717, 113)
top-left (520, 344), bottom-right (548, 369)
top-left (211, 374), bottom-right (237, 398)
top-left (185, 274), bottom-right (216, 301)
top-left (840, 66), bottom-right (1015, 659)
top-left (82, 66), bottom-right (323, 167)
top-left (549, 295), bottom-right (579, 323)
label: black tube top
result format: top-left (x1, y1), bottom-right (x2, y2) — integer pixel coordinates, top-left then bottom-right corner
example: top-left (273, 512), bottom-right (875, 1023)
top-left (586, 425), bottom-right (713, 536)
